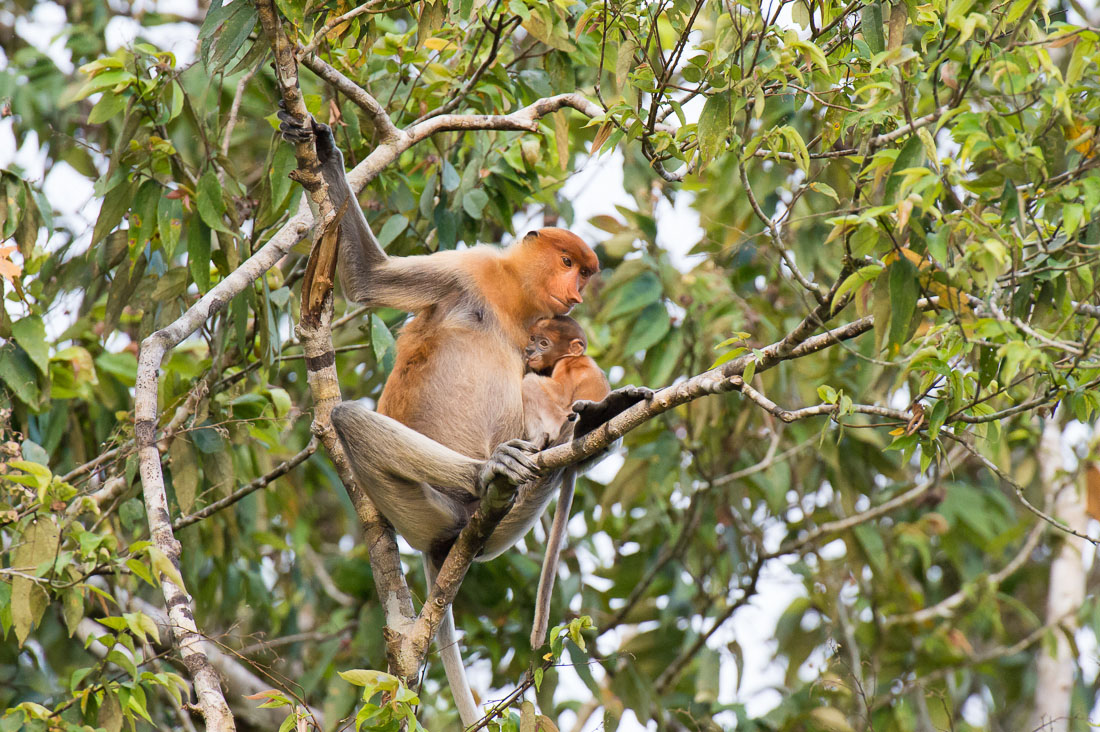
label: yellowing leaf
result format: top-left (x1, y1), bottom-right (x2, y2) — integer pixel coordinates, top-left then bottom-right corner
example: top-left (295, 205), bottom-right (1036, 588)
top-left (0, 245), bottom-right (22, 284)
top-left (422, 37), bottom-right (456, 51)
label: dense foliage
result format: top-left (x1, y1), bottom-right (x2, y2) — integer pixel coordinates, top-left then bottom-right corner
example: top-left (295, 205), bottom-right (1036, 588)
top-left (2, 0), bottom-right (1100, 730)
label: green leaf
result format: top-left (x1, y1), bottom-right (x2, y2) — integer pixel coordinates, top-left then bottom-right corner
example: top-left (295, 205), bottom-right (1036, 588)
top-left (742, 356), bottom-right (757, 384)
top-left (169, 438), bottom-right (198, 514)
top-left (603, 271), bottom-right (662, 320)
top-left (832, 265), bottom-right (883, 309)
top-left (188, 221), bottom-right (211, 291)
top-left (711, 345), bottom-right (747, 369)
top-left (0, 345), bottom-right (41, 406)
top-left (521, 701), bottom-right (536, 732)
top-left (884, 135), bottom-right (925, 202)
top-left (435, 208), bottom-right (457, 250)
top-left (11, 316), bottom-right (48, 374)
top-left (371, 315), bottom-right (397, 377)
top-left (88, 92), bottom-right (127, 125)
top-left (125, 558), bottom-right (157, 588)
top-left (91, 179), bottom-right (136, 248)
top-left (624, 303), bottom-right (671, 354)
top-left (441, 161), bottom-right (460, 192)
top-left (887, 257), bottom-right (919, 355)
top-left (267, 387), bottom-right (292, 418)
top-left (106, 648), bottom-right (138, 679)
top-left (98, 689), bottom-right (124, 732)
top-left (377, 214), bottom-right (409, 249)
top-left (196, 170), bottom-right (229, 233)
top-left (209, 3), bottom-right (258, 71)
top-left (861, 2), bottom-right (885, 54)
top-left (96, 351), bottom-right (138, 386)
top-left (697, 91), bottom-right (734, 167)
top-left (12, 517), bottom-right (60, 646)
top-left (339, 668), bottom-right (400, 692)
top-left (780, 125), bottom-right (810, 173)
top-left (462, 189), bottom-right (489, 219)
top-left (158, 195), bottom-right (183, 259)
top-left (148, 546), bottom-right (187, 590)
top-left (190, 424), bottom-right (224, 454)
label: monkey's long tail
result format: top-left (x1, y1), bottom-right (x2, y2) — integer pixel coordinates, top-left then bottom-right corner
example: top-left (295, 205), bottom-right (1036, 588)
top-left (424, 556), bottom-right (480, 726)
top-left (530, 468), bottom-right (576, 648)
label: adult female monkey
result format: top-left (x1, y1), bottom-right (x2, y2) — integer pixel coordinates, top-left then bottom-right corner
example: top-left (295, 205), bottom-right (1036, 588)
top-left (279, 111), bottom-right (645, 723)
top-left (279, 112), bottom-right (597, 559)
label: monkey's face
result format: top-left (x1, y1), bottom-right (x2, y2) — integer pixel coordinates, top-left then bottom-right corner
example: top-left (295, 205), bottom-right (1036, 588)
top-left (524, 331), bottom-right (559, 372)
top-left (542, 250), bottom-right (595, 315)
top-left (524, 229), bottom-right (599, 316)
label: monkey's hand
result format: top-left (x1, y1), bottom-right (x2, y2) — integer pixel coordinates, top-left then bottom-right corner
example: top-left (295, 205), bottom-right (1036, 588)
top-left (276, 100), bottom-right (338, 165)
top-left (476, 439), bottom-right (541, 492)
top-left (572, 386), bottom-right (655, 438)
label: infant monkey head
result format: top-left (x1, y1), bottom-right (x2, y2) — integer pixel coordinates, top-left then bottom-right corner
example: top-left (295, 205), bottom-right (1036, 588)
top-left (524, 316), bottom-right (587, 373)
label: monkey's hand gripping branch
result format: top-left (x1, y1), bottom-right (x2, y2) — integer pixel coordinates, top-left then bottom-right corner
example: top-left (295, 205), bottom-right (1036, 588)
top-left (475, 439), bottom-right (541, 492)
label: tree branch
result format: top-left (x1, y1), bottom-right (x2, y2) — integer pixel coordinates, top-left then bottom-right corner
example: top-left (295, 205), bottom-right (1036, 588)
top-left (134, 198), bottom-right (311, 732)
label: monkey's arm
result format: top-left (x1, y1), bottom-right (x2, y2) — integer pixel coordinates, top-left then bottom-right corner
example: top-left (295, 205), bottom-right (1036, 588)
top-left (572, 385), bottom-right (655, 437)
top-left (278, 109), bottom-right (473, 311)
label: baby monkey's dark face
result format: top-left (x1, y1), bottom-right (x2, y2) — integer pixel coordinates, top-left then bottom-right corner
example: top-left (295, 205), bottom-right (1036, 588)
top-left (524, 316), bottom-right (587, 374)
top-left (524, 331), bottom-right (559, 373)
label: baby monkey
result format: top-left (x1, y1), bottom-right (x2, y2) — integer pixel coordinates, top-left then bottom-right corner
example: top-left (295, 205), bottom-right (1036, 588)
top-left (522, 315), bottom-right (609, 648)
top-left (522, 316), bottom-right (611, 447)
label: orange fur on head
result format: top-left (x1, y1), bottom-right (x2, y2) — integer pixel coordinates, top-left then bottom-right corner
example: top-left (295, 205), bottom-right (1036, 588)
top-left (510, 228), bottom-right (599, 322)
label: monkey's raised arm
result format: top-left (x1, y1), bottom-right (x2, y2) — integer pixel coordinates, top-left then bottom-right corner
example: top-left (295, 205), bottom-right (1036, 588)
top-left (277, 109), bottom-right (473, 312)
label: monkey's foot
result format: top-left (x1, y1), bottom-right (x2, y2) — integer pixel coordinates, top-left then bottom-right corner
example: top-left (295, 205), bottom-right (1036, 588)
top-left (572, 386), bottom-right (655, 436)
top-left (477, 439), bottom-right (540, 491)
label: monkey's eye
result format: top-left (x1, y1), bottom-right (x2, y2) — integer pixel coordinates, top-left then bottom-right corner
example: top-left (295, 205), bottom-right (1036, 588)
top-left (580, 267), bottom-right (591, 278)
top-left (561, 255), bottom-right (572, 268)
top-left (529, 334), bottom-right (536, 342)
top-left (540, 339), bottom-right (550, 348)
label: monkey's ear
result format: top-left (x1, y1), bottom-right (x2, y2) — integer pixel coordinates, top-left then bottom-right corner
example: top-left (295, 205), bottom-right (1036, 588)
top-left (567, 338), bottom-right (585, 357)
top-left (526, 230), bottom-right (539, 239)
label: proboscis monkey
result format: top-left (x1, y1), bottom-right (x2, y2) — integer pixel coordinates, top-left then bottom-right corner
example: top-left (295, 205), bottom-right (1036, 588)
top-left (278, 110), bottom-right (647, 725)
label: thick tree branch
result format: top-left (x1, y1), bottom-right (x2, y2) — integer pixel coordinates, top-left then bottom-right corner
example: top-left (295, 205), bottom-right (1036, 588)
top-left (300, 53), bottom-right (403, 143)
top-left (134, 198), bottom-right (311, 732)
top-left (295, 303), bottom-right (417, 673)
top-left (258, 0), bottom-right (420, 681)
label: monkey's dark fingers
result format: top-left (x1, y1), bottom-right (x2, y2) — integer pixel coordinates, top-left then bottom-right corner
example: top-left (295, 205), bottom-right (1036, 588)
top-left (485, 439), bottom-right (541, 485)
top-left (622, 385), bottom-right (655, 400)
top-left (498, 439), bottom-right (540, 470)
top-left (276, 103), bottom-right (332, 139)
top-left (479, 460), bottom-right (536, 488)
top-left (277, 109), bottom-right (313, 144)
top-left (570, 399), bottom-right (599, 415)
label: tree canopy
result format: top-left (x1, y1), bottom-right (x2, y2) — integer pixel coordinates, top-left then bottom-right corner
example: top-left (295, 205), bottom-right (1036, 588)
top-left (2, 0), bottom-right (1100, 730)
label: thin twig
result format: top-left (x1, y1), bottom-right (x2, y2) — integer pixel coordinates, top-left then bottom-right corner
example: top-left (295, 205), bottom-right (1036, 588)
top-left (172, 441), bottom-right (317, 530)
